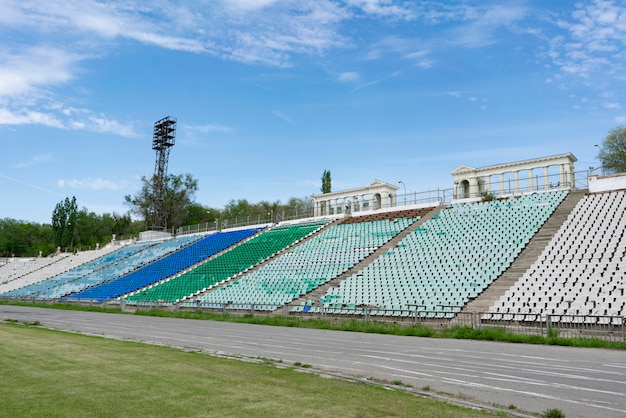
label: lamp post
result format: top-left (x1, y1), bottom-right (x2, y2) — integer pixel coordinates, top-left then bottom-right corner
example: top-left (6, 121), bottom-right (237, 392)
top-left (398, 180), bottom-right (406, 205)
top-left (594, 143), bottom-right (604, 176)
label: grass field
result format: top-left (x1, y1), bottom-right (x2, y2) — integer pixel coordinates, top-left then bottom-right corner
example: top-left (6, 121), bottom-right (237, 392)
top-left (0, 322), bottom-right (505, 418)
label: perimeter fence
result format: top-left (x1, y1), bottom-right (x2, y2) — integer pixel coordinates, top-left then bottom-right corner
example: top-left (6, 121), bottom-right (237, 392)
top-left (66, 299), bottom-right (623, 343)
top-left (171, 169), bottom-right (593, 237)
top-left (11, 296), bottom-right (625, 342)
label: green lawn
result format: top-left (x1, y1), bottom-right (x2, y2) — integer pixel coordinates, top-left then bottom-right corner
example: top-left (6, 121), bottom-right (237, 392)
top-left (0, 322), bottom-right (503, 418)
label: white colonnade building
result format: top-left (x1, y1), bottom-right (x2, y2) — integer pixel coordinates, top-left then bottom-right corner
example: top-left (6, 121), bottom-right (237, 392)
top-left (312, 180), bottom-right (399, 217)
top-left (450, 153), bottom-right (577, 200)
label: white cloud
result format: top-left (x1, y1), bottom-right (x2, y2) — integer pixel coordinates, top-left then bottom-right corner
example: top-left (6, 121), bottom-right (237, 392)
top-left (0, 1), bottom-right (204, 53)
top-left (404, 50), bottom-right (433, 68)
top-left (603, 102), bottom-right (620, 109)
top-left (362, 4), bottom-right (528, 66)
top-left (5, 1), bottom-right (352, 66)
top-left (222, 0), bottom-right (280, 12)
top-left (182, 124), bottom-right (233, 134)
top-left (344, 0), bottom-right (415, 20)
top-left (57, 178), bottom-right (128, 190)
top-left (125, 30), bottom-right (206, 53)
top-left (221, 2), bottom-right (349, 66)
top-left (84, 114), bottom-right (136, 137)
top-left (272, 109), bottom-right (294, 124)
top-left (415, 59), bottom-right (433, 69)
top-left (0, 1), bottom-right (355, 132)
top-left (13, 154), bottom-right (54, 169)
top-left (0, 108), bottom-right (65, 128)
top-left (0, 47), bottom-right (80, 97)
top-left (404, 50), bottom-right (429, 59)
top-left (365, 36), bottom-right (418, 61)
top-left (447, 4), bottom-right (529, 48)
top-left (337, 72), bottom-right (360, 82)
top-left (179, 123), bottom-right (234, 145)
top-left (6, 0), bottom-right (623, 138)
top-left (0, 104), bottom-right (136, 137)
top-left (546, 0), bottom-right (626, 78)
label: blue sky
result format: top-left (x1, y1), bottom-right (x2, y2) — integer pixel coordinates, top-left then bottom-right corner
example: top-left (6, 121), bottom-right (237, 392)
top-left (1, 0), bottom-right (624, 224)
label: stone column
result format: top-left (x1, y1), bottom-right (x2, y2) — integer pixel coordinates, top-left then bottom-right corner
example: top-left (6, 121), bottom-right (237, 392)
top-left (469, 178), bottom-right (480, 198)
top-left (567, 164), bottom-right (575, 188)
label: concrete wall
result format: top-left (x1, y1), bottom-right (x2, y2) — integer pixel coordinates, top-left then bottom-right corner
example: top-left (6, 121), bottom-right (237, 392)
top-left (588, 174), bottom-right (626, 193)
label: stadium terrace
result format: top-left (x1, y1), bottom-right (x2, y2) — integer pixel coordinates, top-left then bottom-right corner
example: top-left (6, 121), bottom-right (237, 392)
top-left (2, 152), bottom-right (626, 341)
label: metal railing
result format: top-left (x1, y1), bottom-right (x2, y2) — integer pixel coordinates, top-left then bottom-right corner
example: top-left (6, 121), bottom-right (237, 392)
top-left (174, 209), bottom-right (316, 237)
top-left (443, 169), bottom-right (592, 202)
top-left (169, 170), bottom-right (594, 238)
top-left (9, 296), bottom-right (625, 342)
top-left (478, 312), bottom-right (625, 342)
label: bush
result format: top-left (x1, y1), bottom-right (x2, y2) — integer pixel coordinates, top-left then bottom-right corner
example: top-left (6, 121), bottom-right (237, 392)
top-left (543, 408), bottom-right (565, 418)
top-left (481, 192), bottom-right (495, 202)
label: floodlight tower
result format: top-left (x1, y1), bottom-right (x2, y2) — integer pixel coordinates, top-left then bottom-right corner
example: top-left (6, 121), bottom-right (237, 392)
top-left (151, 116), bottom-right (177, 230)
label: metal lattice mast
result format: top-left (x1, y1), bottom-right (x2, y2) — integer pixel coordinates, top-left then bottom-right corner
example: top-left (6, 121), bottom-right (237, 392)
top-left (151, 116), bottom-right (176, 230)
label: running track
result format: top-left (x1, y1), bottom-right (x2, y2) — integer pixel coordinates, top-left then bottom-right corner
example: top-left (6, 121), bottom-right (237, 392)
top-left (2, 305), bottom-right (625, 418)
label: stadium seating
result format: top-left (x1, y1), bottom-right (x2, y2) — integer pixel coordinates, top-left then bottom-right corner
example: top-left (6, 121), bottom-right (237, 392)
top-left (0, 246), bottom-right (121, 295)
top-left (316, 190), bottom-right (568, 318)
top-left (191, 217), bottom-right (418, 310)
top-left (123, 222), bottom-right (328, 304)
top-left (0, 256), bottom-right (67, 283)
top-left (36, 234), bottom-right (204, 300)
top-left (11, 184), bottom-right (626, 324)
top-left (0, 256), bottom-right (69, 292)
top-left (0, 241), bottom-right (157, 299)
top-left (65, 228), bottom-right (263, 302)
top-left (38, 235), bottom-right (206, 299)
top-left (487, 190), bottom-right (626, 319)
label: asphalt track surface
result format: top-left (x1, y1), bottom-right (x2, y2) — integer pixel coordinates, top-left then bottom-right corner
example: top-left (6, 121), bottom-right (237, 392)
top-left (2, 306), bottom-right (626, 418)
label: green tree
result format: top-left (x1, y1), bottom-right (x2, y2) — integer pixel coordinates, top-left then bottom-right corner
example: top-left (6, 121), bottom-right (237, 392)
top-left (0, 218), bottom-right (29, 256)
top-left (220, 199), bottom-right (282, 224)
top-left (321, 170), bottom-right (332, 193)
top-left (75, 208), bottom-right (100, 248)
top-left (184, 203), bottom-right (220, 226)
top-left (597, 125), bottom-right (626, 174)
top-left (222, 199), bottom-right (254, 220)
top-left (125, 173), bottom-right (198, 230)
top-left (108, 212), bottom-right (140, 239)
top-left (0, 218), bottom-right (54, 257)
top-left (51, 196), bottom-right (78, 249)
top-left (282, 196), bottom-right (314, 217)
top-left (257, 200), bottom-right (280, 221)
